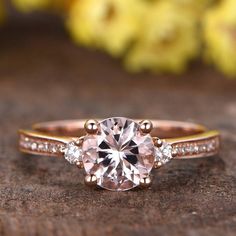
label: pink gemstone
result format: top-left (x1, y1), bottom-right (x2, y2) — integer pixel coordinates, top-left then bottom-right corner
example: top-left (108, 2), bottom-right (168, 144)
top-left (82, 117), bottom-right (155, 191)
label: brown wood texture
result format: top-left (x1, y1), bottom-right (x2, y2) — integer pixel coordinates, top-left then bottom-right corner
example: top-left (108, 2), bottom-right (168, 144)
top-left (0, 15), bottom-right (236, 236)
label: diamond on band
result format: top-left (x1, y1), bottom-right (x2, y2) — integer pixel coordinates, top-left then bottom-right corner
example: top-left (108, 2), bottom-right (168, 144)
top-left (155, 142), bottom-right (173, 165)
top-left (18, 117), bottom-right (220, 191)
top-left (64, 141), bottom-right (82, 164)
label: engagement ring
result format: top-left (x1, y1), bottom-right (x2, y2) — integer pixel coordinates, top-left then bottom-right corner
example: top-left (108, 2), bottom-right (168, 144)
top-left (19, 117), bottom-right (220, 191)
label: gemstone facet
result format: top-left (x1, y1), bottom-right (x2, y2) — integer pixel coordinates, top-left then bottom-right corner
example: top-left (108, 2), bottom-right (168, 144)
top-left (82, 117), bottom-right (155, 191)
top-left (64, 142), bottom-right (82, 164)
top-left (155, 142), bottom-right (173, 164)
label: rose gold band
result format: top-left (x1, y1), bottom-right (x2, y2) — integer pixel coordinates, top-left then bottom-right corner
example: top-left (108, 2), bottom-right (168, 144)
top-left (18, 119), bottom-right (220, 159)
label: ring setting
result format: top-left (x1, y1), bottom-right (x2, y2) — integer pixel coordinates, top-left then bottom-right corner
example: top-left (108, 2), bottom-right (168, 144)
top-left (19, 117), bottom-right (220, 192)
top-left (68, 117), bottom-right (172, 191)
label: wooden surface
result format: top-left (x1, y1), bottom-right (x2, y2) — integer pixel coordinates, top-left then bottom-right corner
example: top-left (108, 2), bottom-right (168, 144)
top-left (0, 15), bottom-right (236, 236)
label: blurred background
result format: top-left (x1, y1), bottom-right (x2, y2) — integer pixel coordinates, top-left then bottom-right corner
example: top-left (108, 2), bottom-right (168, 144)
top-left (0, 1), bottom-right (236, 236)
top-left (2, 0), bottom-right (236, 77)
top-left (0, 0), bottom-right (235, 125)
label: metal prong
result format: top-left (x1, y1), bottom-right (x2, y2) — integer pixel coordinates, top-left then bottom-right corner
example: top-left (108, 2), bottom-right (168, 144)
top-left (84, 119), bottom-right (99, 134)
top-left (139, 120), bottom-right (153, 134)
top-left (84, 174), bottom-right (97, 187)
top-left (171, 148), bottom-right (178, 158)
top-left (73, 137), bottom-right (84, 146)
top-left (60, 145), bottom-right (67, 153)
top-left (76, 161), bottom-right (84, 169)
top-left (139, 176), bottom-right (152, 188)
top-left (154, 161), bottom-right (162, 169)
top-left (154, 138), bottom-right (163, 147)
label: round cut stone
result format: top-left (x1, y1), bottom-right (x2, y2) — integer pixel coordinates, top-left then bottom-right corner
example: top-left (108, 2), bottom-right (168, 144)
top-left (64, 142), bottom-right (82, 164)
top-left (82, 117), bottom-right (155, 191)
top-left (155, 142), bottom-right (173, 164)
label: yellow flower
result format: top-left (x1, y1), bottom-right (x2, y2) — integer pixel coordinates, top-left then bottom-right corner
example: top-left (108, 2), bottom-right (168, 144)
top-left (203, 0), bottom-right (236, 78)
top-left (125, 1), bottom-right (199, 74)
top-left (12, 0), bottom-right (50, 12)
top-left (167, 0), bottom-right (214, 19)
top-left (67, 0), bottom-right (146, 57)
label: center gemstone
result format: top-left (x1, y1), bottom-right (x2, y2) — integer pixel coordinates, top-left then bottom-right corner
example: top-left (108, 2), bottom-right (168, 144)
top-left (82, 117), bottom-right (155, 191)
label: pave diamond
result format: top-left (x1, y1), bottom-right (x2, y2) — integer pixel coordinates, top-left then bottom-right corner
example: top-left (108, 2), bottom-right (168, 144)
top-left (82, 117), bottom-right (155, 191)
top-left (64, 142), bottom-right (82, 164)
top-left (155, 142), bottom-right (173, 164)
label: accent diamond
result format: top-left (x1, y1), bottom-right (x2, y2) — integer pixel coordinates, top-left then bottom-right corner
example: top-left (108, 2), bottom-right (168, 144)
top-left (82, 117), bottom-right (155, 191)
top-left (155, 142), bottom-right (173, 164)
top-left (64, 142), bottom-right (82, 164)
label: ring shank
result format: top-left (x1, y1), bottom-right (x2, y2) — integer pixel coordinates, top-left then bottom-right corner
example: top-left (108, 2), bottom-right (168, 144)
top-left (32, 119), bottom-right (207, 139)
top-left (18, 119), bottom-right (220, 159)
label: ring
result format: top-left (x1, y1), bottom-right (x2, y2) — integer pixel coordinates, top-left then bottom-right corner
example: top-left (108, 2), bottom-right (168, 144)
top-left (18, 117), bottom-right (220, 191)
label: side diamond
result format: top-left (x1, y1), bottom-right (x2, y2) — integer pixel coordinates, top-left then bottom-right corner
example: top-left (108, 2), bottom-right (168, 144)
top-left (155, 142), bottom-right (173, 164)
top-left (64, 142), bottom-right (82, 164)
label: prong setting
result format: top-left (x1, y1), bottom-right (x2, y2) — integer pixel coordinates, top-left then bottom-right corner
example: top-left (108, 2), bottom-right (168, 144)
top-left (73, 137), bottom-right (84, 146)
top-left (153, 137), bottom-right (163, 147)
top-left (171, 148), bottom-right (178, 158)
top-left (154, 161), bottom-right (162, 169)
top-left (139, 120), bottom-right (153, 134)
top-left (76, 161), bottom-right (84, 169)
top-left (84, 119), bottom-right (99, 134)
top-left (82, 117), bottom-right (155, 191)
top-left (139, 176), bottom-right (152, 188)
top-left (84, 174), bottom-right (97, 187)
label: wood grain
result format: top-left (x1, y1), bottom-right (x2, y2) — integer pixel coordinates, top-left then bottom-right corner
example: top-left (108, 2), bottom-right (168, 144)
top-left (0, 14), bottom-right (236, 236)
